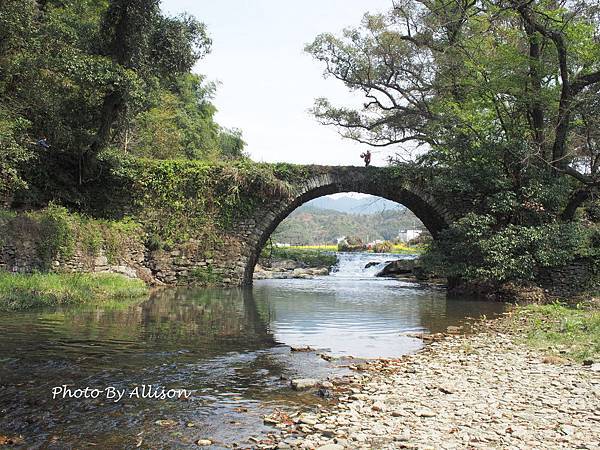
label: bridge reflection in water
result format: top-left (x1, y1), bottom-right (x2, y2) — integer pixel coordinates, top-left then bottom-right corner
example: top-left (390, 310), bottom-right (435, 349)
top-left (0, 281), bottom-right (503, 447)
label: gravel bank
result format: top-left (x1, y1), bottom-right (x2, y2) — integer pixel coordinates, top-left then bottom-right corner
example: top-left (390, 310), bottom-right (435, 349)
top-left (263, 331), bottom-right (600, 449)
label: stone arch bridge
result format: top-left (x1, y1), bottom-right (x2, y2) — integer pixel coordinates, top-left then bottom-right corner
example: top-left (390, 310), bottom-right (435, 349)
top-left (141, 164), bottom-right (466, 286)
top-left (1, 163), bottom-right (465, 287)
top-left (225, 165), bottom-right (459, 285)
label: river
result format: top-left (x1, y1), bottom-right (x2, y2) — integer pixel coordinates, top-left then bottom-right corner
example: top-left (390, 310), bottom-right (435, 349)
top-left (0, 252), bottom-right (505, 448)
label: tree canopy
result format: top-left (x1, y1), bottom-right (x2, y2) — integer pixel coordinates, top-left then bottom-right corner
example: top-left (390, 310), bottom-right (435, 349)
top-left (0, 0), bottom-right (245, 206)
top-left (307, 0), bottom-right (600, 283)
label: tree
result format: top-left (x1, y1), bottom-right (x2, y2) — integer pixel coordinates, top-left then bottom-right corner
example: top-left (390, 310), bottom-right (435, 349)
top-left (307, 0), bottom-right (600, 284)
top-left (125, 74), bottom-right (247, 160)
top-left (0, 110), bottom-right (32, 204)
top-left (219, 128), bottom-right (247, 160)
top-left (0, 0), bottom-right (239, 207)
top-left (91, 1), bottom-right (211, 156)
top-left (306, 0), bottom-right (600, 220)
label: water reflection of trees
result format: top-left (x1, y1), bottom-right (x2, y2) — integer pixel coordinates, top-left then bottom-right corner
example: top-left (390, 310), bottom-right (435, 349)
top-left (21, 288), bottom-right (276, 356)
top-left (139, 287), bottom-right (275, 349)
top-left (4, 284), bottom-right (505, 365)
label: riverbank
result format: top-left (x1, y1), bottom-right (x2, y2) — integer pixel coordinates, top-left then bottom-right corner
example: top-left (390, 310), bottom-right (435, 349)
top-left (0, 272), bottom-right (149, 311)
top-left (256, 247), bottom-right (337, 279)
top-left (262, 304), bottom-right (600, 449)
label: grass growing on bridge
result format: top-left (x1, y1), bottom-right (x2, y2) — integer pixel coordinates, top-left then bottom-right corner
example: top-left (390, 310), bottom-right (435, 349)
top-left (0, 272), bottom-right (149, 311)
top-left (510, 302), bottom-right (600, 362)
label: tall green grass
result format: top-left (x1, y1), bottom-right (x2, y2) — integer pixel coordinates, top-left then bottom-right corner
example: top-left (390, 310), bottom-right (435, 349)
top-left (0, 272), bottom-right (149, 311)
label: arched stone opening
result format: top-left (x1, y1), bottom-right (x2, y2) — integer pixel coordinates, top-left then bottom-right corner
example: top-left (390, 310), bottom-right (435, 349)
top-left (241, 171), bottom-right (451, 285)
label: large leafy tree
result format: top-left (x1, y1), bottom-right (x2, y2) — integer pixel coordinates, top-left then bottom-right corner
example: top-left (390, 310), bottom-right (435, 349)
top-left (93, 1), bottom-right (211, 155)
top-left (307, 0), bottom-right (600, 218)
top-left (0, 0), bottom-right (245, 207)
top-left (128, 73), bottom-right (246, 160)
top-left (307, 0), bottom-right (600, 283)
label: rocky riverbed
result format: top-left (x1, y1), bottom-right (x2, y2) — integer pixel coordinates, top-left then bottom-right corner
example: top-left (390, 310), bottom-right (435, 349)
top-left (255, 320), bottom-right (600, 449)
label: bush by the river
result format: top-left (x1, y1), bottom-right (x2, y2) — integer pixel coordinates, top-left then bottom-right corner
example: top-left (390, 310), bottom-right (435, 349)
top-left (337, 236), bottom-right (366, 252)
top-left (0, 272), bottom-right (148, 311)
top-left (424, 214), bottom-right (600, 284)
top-left (372, 241), bottom-right (393, 253)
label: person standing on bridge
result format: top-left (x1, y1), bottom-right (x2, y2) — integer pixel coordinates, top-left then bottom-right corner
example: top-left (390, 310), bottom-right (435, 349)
top-left (360, 150), bottom-right (371, 167)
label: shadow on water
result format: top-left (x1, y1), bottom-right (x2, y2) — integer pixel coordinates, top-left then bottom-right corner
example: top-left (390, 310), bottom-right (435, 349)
top-left (0, 273), bottom-right (505, 448)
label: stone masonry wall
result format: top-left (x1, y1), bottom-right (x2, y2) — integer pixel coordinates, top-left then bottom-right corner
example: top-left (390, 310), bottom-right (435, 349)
top-left (536, 257), bottom-right (599, 299)
top-left (144, 235), bottom-right (246, 285)
top-left (0, 234), bottom-right (152, 282)
top-left (0, 231), bottom-right (247, 287)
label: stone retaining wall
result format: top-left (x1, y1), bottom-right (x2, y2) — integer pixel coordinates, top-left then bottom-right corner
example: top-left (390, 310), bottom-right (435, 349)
top-left (0, 234), bottom-right (152, 282)
top-left (536, 257), bottom-right (599, 299)
top-left (0, 233), bottom-right (247, 287)
top-left (144, 236), bottom-right (246, 285)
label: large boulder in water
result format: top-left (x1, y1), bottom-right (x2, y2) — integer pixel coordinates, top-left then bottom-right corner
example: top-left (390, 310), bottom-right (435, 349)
top-left (375, 259), bottom-right (420, 277)
top-left (365, 261), bottom-right (385, 269)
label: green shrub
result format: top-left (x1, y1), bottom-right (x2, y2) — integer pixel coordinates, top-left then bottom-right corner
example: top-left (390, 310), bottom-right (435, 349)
top-left (36, 204), bottom-right (76, 270)
top-left (424, 213), bottom-right (591, 283)
top-left (0, 110), bottom-right (33, 203)
top-left (338, 236), bottom-right (366, 252)
top-left (103, 219), bottom-right (141, 263)
top-left (80, 220), bottom-right (103, 257)
top-left (189, 266), bottom-right (221, 284)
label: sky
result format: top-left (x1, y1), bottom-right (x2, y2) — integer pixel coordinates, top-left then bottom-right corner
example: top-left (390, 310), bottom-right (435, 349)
top-left (162, 0), bottom-right (394, 167)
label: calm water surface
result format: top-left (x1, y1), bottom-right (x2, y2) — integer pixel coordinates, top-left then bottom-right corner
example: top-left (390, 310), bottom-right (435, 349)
top-left (0, 253), bottom-right (504, 448)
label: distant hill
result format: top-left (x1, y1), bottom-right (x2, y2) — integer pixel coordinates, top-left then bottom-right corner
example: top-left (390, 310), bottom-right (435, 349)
top-left (302, 195), bottom-right (403, 214)
top-left (271, 205), bottom-right (425, 245)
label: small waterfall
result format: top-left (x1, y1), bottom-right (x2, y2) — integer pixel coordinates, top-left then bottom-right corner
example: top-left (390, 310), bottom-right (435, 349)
top-left (330, 252), bottom-right (416, 279)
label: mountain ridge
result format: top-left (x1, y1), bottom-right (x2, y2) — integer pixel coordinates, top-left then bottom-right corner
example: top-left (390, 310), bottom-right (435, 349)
top-left (301, 195), bottom-right (404, 215)
top-left (271, 205), bottom-right (424, 245)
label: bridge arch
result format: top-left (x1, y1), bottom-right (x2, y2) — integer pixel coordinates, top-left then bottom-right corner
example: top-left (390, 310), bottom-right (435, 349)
top-left (239, 167), bottom-right (452, 285)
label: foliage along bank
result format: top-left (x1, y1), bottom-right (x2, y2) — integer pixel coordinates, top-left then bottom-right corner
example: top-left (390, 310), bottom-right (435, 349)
top-left (0, 0), bottom-right (246, 208)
